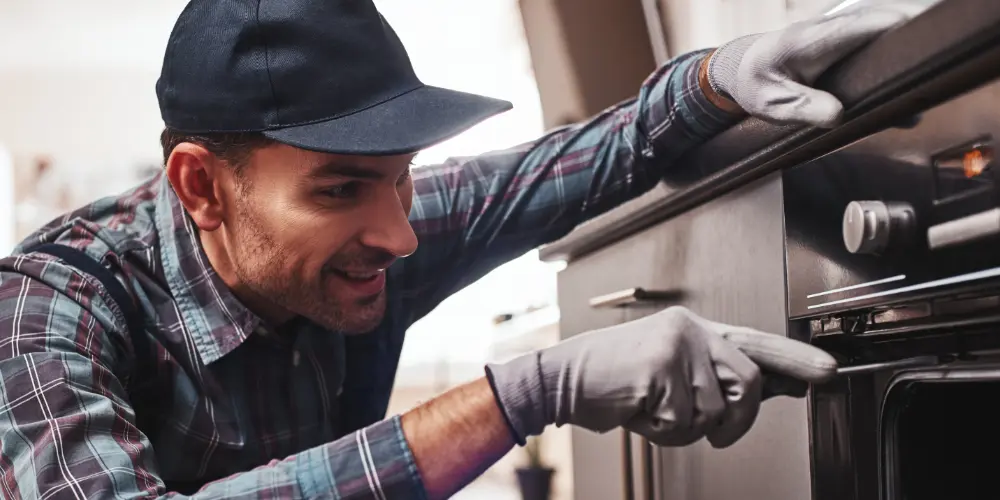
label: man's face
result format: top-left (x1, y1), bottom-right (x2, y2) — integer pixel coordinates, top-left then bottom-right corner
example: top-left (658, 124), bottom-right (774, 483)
top-left (212, 144), bottom-right (418, 333)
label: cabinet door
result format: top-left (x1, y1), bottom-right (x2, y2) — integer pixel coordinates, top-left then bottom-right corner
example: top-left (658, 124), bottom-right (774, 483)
top-left (556, 198), bottom-right (704, 500)
top-left (649, 174), bottom-right (811, 500)
top-left (556, 172), bottom-right (812, 500)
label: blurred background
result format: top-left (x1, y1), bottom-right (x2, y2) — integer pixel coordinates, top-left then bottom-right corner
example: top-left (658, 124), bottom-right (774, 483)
top-left (0, 0), bottom-right (909, 498)
top-left (0, 2), bottom-right (562, 498)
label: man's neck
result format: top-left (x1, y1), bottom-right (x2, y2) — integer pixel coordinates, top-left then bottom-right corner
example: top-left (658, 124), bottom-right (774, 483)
top-left (197, 228), bottom-right (295, 326)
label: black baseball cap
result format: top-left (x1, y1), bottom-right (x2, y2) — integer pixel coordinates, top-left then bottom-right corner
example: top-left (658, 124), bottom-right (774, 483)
top-left (156, 0), bottom-right (513, 155)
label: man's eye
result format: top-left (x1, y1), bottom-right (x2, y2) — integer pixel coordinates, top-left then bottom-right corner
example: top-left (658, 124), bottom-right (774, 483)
top-left (320, 183), bottom-right (359, 199)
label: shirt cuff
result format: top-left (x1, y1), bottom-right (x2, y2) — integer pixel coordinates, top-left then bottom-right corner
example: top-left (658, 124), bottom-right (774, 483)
top-left (297, 416), bottom-right (429, 500)
top-left (674, 49), bottom-right (746, 131)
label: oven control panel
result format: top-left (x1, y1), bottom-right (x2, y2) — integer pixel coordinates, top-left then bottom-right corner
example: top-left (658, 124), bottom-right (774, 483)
top-left (783, 76), bottom-right (1000, 319)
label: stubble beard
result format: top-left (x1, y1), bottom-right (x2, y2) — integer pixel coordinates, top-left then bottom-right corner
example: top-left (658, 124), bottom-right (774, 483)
top-left (230, 198), bottom-right (387, 334)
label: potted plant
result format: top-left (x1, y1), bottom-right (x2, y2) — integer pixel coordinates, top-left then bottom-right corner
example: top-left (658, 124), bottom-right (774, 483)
top-left (515, 436), bottom-right (555, 500)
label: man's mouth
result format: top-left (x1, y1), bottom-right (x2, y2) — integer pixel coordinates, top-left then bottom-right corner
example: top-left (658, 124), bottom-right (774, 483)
top-left (327, 267), bottom-right (389, 297)
top-left (331, 269), bottom-right (386, 282)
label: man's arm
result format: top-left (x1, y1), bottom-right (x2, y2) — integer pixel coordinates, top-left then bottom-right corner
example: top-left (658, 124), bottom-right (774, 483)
top-left (0, 260), bottom-right (488, 500)
top-left (402, 49), bottom-right (739, 317)
top-left (401, 378), bottom-right (515, 500)
top-left (401, 3), bottom-right (920, 319)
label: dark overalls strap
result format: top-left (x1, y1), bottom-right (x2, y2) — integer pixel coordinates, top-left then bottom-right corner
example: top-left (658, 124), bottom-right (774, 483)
top-left (27, 244), bottom-right (198, 493)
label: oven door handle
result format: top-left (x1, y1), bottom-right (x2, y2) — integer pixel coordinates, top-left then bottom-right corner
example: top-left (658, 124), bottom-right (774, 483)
top-left (835, 355), bottom-right (942, 376)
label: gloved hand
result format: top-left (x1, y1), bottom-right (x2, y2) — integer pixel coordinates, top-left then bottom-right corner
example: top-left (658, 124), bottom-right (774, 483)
top-left (706, 2), bottom-right (925, 127)
top-left (485, 306), bottom-right (837, 449)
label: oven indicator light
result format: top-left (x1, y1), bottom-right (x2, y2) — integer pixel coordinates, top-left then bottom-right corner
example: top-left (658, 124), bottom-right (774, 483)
top-left (963, 147), bottom-right (992, 178)
top-left (932, 139), bottom-right (994, 204)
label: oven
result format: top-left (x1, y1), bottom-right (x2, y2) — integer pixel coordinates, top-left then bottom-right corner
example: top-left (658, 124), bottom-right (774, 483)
top-left (783, 65), bottom-right (1000, 499)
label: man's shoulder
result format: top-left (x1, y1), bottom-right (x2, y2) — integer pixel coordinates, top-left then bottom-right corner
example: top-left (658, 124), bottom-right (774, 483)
top-left (0, 174), bottom-right (168, 334)
top-left (11, 173), bottom-right (166, 267)
top-left (0, 251), bottom-right (129, 369)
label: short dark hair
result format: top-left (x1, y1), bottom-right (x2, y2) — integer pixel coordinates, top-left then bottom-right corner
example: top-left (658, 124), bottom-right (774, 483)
top-left (159, 128), bottom-right (276, 171)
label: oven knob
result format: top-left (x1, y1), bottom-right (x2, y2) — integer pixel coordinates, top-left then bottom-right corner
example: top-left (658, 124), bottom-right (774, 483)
top-left (842, 201), bottom-right (916, 255)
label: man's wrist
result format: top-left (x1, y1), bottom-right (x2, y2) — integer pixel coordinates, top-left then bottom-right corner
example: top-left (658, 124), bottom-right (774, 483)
top-left (483, 353), bottom-right (549, 445)
top-left (401, 378), bottom-right (516, 499)
top-left (484, 365), bottom-right (525, 445)
top-left (698, 50), bottom-right (744, 115)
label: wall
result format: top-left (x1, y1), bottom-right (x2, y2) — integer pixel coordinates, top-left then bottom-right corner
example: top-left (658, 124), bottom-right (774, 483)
top-left (0, 1), bottom-right (191, 243)
top-left (650, 0), bottom-right (947, 57)
top-left (0, 1), bottom-right (186, 172)
top-left (0, 144), bottom-right (13, 255)
top-left (653, 0), bottom-right (816, 56)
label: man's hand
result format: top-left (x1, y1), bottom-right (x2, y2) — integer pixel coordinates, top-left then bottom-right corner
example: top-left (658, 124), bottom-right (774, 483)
top-left (485, 306), bottom-right (837, 449)
top-left (399, 307), bottom-right (836, 498)
top-left (703, 2), bottom-right (925, 127)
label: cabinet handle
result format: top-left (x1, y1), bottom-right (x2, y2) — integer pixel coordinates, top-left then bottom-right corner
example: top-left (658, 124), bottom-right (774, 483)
top-left (589, 288), bottom-right (684, 309)
top-left (640, 438), bottom-right (655, 500)
top-left (621, 430), bottom-right (635, 500)
top-left (621, 432), bottom-right (655, 500)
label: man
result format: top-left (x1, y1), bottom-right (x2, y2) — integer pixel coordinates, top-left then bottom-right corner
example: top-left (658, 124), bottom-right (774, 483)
top-left (0, 1), bottom-right (918, 499)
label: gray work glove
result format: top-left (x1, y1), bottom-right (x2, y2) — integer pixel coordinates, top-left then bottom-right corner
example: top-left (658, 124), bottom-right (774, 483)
top-left (707, 2), bottom-right (925, 127)
top-left (485, 306), bottom-right (837, 449)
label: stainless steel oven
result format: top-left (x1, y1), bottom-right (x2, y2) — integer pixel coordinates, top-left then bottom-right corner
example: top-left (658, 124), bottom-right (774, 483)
top-left (783, 65), bottom-right (1000, 500)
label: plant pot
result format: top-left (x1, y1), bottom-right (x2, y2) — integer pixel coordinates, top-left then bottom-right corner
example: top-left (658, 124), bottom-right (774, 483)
top-left (515, 466), bottom-right (555, 500)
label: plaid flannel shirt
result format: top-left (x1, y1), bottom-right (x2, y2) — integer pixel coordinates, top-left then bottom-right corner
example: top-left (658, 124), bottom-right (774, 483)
top-left (0, 49), bottom-right (738, 499)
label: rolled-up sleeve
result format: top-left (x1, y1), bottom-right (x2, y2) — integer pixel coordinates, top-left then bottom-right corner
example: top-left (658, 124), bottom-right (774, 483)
top-left (296, 417), bottom-right (426, 500)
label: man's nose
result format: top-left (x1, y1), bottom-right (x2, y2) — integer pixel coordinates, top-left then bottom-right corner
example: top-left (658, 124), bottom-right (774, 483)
top-left (359, 197), bottom-right (419, 258)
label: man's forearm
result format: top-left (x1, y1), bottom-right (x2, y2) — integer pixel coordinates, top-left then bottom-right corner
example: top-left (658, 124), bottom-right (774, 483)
top-left (403, 50), bottom-right (747, 318)
top-left (401, 377), bottom-right (516, 500)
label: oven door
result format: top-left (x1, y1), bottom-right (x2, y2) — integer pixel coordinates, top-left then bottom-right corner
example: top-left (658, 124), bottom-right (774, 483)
top-left (880, 362), bottom-right (1000, 499)
top-left (807, 310), bottom-right (1000, 500)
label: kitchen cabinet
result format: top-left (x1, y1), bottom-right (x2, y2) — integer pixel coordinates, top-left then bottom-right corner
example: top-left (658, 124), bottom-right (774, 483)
top-left (553, 173), bottom-right (810, 500)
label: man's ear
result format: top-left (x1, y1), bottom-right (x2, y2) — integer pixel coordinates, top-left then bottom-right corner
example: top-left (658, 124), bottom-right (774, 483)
top-left (164, 143), bottom-right (230, 232)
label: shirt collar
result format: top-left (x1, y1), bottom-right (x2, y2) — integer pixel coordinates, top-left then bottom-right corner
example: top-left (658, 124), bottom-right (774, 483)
top-left (153, 174), bottom-right (262, 365)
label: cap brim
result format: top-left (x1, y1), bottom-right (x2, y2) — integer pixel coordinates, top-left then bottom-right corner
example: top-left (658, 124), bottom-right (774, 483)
top-left (262, 85), bottom-right (513, 155)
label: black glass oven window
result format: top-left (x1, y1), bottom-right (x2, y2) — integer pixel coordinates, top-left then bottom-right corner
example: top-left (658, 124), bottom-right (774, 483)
top-left (893, 381), bottom-right (1000, 499)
